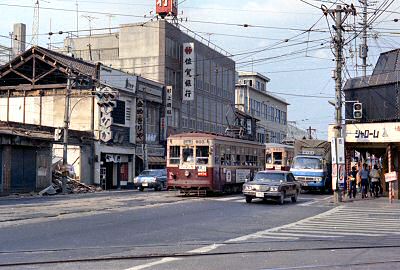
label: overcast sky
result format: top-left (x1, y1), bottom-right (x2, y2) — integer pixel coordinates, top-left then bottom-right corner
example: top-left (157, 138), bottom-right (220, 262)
top-left (1, 0), bottom-right (400, 138)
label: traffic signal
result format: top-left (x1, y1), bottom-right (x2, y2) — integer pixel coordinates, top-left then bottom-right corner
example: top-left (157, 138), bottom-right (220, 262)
top-left (353, 102), bottom-right (362, 119)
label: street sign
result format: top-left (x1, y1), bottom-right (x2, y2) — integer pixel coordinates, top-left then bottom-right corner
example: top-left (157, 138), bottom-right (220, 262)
top-left (385, 171), bottom-right (397, 182)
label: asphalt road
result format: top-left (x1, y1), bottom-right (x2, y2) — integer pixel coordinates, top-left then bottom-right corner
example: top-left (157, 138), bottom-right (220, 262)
top-left (1, 191), bottom-right (399, 270)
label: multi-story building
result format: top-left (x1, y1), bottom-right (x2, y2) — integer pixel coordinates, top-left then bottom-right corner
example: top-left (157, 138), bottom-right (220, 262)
top-left (63, 20), bottom-right (236, 136)
top-left (235, 71), bottom-right (288, 143)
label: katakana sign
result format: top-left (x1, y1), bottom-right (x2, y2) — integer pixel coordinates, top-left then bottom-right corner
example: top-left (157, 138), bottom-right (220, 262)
top-left (182, 42), bottom-right (195, 101)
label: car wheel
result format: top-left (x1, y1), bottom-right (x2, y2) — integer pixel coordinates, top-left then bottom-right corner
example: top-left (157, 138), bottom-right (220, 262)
top-left (245, 196), bottom-right (252, 203)
top-left (278, 192), bottom-right (285, 205)
top-left (291, 190), bottom-right (298, 203)
top-left (139, 187), bottom-right (144, 192)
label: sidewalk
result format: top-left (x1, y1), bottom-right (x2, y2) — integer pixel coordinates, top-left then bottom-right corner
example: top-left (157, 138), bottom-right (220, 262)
top-left (332, 192), bottom-right (400, 209)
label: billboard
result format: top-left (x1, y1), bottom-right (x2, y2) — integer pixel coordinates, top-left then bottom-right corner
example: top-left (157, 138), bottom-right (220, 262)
top-left (99, 66), bottom-right (137, 93)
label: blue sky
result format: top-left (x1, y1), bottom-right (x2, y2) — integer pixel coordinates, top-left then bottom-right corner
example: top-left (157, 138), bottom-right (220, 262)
top-left (1, 0), bottom-right (400, 138)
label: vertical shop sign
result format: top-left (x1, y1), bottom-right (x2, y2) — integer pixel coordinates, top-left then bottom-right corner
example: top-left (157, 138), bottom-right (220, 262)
top-left (166, 86), bottom-right (173, 116)
top-left (182, 42), bottom-right (195, 101)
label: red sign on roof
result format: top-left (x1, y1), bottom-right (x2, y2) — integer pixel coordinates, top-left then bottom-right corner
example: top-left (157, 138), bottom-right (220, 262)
top-left (156, 0), bottom-right (178, 17)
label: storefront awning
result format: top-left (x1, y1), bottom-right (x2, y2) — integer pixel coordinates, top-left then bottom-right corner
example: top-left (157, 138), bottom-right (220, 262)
top-left (136, 156), bottom-right (166, 165)
top-left (148, 156), bottom-right (166, 164)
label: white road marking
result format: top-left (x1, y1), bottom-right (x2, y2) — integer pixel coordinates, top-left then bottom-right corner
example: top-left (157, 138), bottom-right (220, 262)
top-left (187, 243), bottom-right (224, 254)
top-left (124, 257), bottom-right (181, 270)
top-left (226, 206), bottom-right (343, 242)
top-left (210, 196), bottom-right (243, 201)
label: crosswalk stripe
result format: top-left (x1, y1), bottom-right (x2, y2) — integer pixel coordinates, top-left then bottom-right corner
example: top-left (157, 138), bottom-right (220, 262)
top-left (261, 232), bottom-right (337, 238)
top-left (293, 224), bottom-right (400, 230)
top-left (280, 227), bottom-right (386, 236)
top-left (251, 205), bottom-right (400, 240)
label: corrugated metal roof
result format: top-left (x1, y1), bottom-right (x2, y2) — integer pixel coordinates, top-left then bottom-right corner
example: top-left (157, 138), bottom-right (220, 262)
top-left (34, 46), bottom-right (97, 77)
top-left (372, 49), bottom-right (400, 76)
top-left (344, 49), bottom-right (400, 91)
top-left (0, 46), bottom-right (97, 78)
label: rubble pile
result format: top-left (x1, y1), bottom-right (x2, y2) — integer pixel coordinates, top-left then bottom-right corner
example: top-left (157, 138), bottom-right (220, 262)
top-left (39, 160), bottom-right (101, 195)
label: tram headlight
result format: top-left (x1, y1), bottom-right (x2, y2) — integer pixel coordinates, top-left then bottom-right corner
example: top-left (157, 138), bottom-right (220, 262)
top-left (184, 170), bottom-right (190, 177)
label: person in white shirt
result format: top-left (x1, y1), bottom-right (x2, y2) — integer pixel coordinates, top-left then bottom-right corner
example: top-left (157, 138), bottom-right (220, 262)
top-left (369, 164), bottom-right (380, 198)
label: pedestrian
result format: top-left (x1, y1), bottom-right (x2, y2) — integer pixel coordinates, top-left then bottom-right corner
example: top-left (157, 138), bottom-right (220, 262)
top-left (370, 164), bottom-right (380, 198)
top-left (358, 163), bottom-right (369, 199)
top-left (348, 166), bottom-right (357, 199)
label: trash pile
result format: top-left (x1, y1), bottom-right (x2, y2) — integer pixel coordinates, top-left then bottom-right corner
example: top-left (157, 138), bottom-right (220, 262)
top-left (39, 159), bottom-right (101, 196)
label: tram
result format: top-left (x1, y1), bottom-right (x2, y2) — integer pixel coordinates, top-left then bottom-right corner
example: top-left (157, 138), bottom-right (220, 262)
top-left (167, 132), bottom-right (265, 195)
top-left (265, 143), bottom-right (294, 171)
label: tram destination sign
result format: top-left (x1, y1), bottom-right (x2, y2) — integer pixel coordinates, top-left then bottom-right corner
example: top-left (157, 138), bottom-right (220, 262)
top-left (329, 122), bottom-right (400, 143)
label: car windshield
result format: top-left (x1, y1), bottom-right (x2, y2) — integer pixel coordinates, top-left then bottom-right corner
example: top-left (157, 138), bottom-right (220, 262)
top-left (253, 172), bottom-right (285, 183)
top-left (139, 170), bottom-right (162, 177)
top-left (292, 157), bottom-right (322, 169)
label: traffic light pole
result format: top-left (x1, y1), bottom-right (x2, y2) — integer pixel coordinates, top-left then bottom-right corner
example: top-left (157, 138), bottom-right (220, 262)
top-left (323, 4), bottom-right (355, 203)
top-left (334, 6), bottom-right (343, 203)
top-left (62, 69), bottom-right (72, 194)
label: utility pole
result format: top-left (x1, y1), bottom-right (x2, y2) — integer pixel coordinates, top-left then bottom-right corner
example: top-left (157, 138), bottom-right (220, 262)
top-left (360, 0), bottom-right (368, 77)
top-left (323, 4), bottom-right (356, 203)
top-left (32, 0), bottom-right (39, 45)
top-left (143, 87), bottom-right (148, 170)
top-left (62, 69), bottom-right (72, 194)
top-left (307, 126), bottom-right (316, 140)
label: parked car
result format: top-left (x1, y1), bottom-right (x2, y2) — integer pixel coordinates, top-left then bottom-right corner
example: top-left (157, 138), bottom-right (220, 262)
top-left (134, 169), bottom-right (167, 191)
top-left (242, 170), bottom-right (300, 204)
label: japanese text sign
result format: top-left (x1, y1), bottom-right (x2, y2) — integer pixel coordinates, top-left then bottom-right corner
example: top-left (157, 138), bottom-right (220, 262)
top-left (182, 42), bottom-right (195, 101)
top-left (166, 85), bottom-right (173, 116)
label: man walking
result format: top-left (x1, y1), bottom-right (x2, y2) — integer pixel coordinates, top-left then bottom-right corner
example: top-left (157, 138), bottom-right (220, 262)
top-left (370, 164), bottom-right (380, 198)
top-left (359, 163), bottom-right (369, 199)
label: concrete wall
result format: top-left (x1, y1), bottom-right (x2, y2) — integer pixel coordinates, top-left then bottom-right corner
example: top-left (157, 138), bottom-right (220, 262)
top-left (0, 96), bottom-right (94, 131)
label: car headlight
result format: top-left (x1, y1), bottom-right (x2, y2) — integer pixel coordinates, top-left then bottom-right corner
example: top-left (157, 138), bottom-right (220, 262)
top-left (315, 177), bottom-right (323, 182)
top-left (270, 186), bottom-right (279, 192)
top-left (134, 177), bottom-right (138, 183)
top-left (243, 185), bottom-right (252, 191)
top-left (148, 177), bottom-right (157, 183)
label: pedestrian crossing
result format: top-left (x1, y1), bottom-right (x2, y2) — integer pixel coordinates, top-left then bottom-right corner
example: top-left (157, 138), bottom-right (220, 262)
top-left (205, 195), bottom-right (330, 206)
top-left (228, 206), bottom-right (400, 242)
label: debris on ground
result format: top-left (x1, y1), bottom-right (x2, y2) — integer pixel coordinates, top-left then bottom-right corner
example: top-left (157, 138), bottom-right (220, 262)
top-left (39, 159), bottom-right (102, 196)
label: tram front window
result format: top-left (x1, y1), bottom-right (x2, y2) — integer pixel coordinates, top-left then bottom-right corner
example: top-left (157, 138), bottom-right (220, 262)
top-left (273, 152), bottom-right (283, 165)
top-left (196, 146), bottom-right (209, 165)
top-left (183, 147), bottom-right (194, 163)
top-left (169, 146), bottom-right (180, 164)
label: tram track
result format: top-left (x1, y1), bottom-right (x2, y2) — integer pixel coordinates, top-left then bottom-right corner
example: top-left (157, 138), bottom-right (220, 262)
top-left (1, 243), bottom-right (400, 268)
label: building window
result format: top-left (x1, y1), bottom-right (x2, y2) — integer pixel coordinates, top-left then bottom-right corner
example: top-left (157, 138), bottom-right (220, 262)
top-left (112, 100), bottom-right (126, 125)
top-left (256, 81), bottom-right (261, 90)
top-left (275, 109), bottom-right (280, 123)
top-left (269, 107), bottom-right (275, 121)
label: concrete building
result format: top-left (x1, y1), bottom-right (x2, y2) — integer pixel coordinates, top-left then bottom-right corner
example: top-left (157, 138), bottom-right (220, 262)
top-left (63, 20), bottom-right (236, 136)
top-left (235, 71), bottom-right (288, 144)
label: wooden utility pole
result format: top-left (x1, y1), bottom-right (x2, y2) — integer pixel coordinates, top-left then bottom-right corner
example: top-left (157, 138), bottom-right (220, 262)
top-left (62, 69), bottom-right (72, 194)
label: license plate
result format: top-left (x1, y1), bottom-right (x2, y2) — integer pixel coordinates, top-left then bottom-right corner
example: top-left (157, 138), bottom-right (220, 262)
top-left (142, 182), bottom-right (148, 187)
top-left (256, 192), bottom-right (264, 198)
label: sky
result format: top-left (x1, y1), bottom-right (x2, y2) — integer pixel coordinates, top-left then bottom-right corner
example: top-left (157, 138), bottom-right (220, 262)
top-left (1, 0), bottom-right (400, 139)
